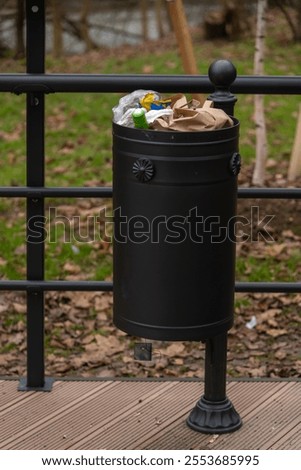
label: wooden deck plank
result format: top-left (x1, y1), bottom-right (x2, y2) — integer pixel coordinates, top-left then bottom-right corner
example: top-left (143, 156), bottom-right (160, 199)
top-left (78, 381), bottom-right (208, 450)
top-left (141, 381), bottom-right (280, 449)
top-left (0, 381), bottom-right (113, 448)
top-left (270, 422), bottom-right (301, 450)
top-left (14, 381), bottom-right (170, 450)
top-left (0, 380), bottom-right (35, 410)
top-left (144, 382), bottom-right (300, 450)
top-left (210, 382), bottom-right (300, 450)
top-left (0, 379), bottom-right (299, 450)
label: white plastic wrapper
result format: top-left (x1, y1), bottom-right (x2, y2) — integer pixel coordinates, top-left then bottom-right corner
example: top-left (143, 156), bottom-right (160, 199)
top-left (116, 107), bottom-right (173, 128)
top-left (146, 108), bottom-right (173, 124)
top-left (246, 315), bottom-right (257, 329)
top-left (113, 89), bottom-right (161, 124)
top-left (116, 108), bottom-right (138, 127)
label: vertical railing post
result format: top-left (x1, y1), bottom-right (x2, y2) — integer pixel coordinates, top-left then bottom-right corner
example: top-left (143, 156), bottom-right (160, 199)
top-left (187, 60), bottom-right (242, 433)
top-left (19, 0), bottom-right (53, 391)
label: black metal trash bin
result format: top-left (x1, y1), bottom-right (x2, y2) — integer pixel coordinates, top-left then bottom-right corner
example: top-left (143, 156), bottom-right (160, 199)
top-left (112, 59), bottom-right (242, 434)
top-left (113, 121), bottom-right (239, 341)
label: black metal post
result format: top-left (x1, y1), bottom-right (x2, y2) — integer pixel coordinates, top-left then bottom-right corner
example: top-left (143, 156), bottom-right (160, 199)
top-left (187, 334), bottom-right (242, 433)
top-left (19, 0), bottom-right (53, 391)
top-left (187, 61), bottom-right (242, 433)
top-left (204, 335), bottom-right (227, 402)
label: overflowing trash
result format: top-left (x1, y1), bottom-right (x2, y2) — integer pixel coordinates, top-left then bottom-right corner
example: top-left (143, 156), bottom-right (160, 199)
top-left (112, 90), bottom-right (233, 131)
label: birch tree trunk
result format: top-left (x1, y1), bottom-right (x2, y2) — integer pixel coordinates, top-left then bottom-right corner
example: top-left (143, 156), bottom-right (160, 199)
top-left (288, 104), bottom-right (301, 181)
top-left (252, 0), bottom-right (268, 186)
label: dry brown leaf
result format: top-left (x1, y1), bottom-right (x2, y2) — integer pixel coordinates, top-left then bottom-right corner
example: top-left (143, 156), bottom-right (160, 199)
top-left (95, 295), bottom-right (111, 312)
top-left (81, 352), bottom-right (103, 365)
top-left (164, 343), bottom-right (186, 357)
top-left (96, 312), bottom-right (108, 322)
top-left (12, 302), bottom-right (26, 314)
top-left (96, 369), bottom-right (116, 378)
top-left (184, 371), bottom-right (198, 378)
top-left (12, 333), bottom-right (24, 345)
top-left (0, 257), bottom-right (7, 266)
top-left (274, 350), bottom-right (287, 360)
top-left (155, 358), bottom-right (169, 370)
top-left (14, 245), bottom-right (26, 255)
top-left (70, 357), bottom-right (85, 368)
top-left (0, 125), bottom-right (23, 142)
top-left (84, 342), bottom-right (99, 353)
top-left (259, 309), bottom-right (282, 323)
top-left (249, 366), bottom-right (266, 377)
top-left (266, 329), bottom-right (288, 338)
top-left (63, 337), bottom-right (75, 348)
top-left (173, 358), bottom-right (184, 365)
top-left (82, 334), bottom-right (95, 345)
top-left (53, 363), bottom-right (70, 373)
top-left (0, 353), bottom-right (16, 366)
top-left (264, 244), bottom-right (286, 257)
top-left (122, 356), bottom-right (132, 364)
top-left (63, 262), bottom-right (81, 274)
top-left (94, 335), bottom-right (124, 356)
top-left (142, 65), bottom-right (154, 74)
top-left (281, 230), bottom-right (299, 240)
top-left (267, 319), bottom-right (278, 328)
top-left (208, 434), bottom-right (220, 444)
top-left (75, 296), bottom-right (91, 309)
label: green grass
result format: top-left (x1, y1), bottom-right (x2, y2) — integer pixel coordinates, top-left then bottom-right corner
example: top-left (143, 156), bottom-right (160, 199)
top-left (236, 256), bottom-right (282, 282)
top-left (0, 20), bottom-right (300, 283)
top-left (236, 249), bottom-right (301, 282)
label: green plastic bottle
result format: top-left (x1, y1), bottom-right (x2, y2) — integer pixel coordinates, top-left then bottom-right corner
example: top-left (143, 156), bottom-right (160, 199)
top-left (132, 108), bottom-right (149, 129)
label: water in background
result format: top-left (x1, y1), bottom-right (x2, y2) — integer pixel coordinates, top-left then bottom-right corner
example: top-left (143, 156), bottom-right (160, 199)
top-left (0, 0), bottom-right (217, 54)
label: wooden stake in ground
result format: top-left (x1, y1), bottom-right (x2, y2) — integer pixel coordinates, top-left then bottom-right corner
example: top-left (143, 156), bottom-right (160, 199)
top-left (140, 0), bottom-right (149, 42)
top-left (252, 0), bottom-right (268, 186)
top-left (166, 0), bottom-right (204, 104)
top-left (80, 0), bottom-right (95, 52)
top-left (288, 103), bottom-right (301, 181)
top-left (155, 0), bottom-right (165, 38)
top-left (51, 0), bottom-right (63, 58)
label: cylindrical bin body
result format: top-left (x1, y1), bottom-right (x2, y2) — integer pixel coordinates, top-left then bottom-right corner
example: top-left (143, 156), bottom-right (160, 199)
top-left (113, 120), bottom-right (240, 341)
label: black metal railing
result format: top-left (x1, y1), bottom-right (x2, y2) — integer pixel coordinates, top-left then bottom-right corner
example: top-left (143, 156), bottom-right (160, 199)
top-left (0, 0), bottom-right (300, 390)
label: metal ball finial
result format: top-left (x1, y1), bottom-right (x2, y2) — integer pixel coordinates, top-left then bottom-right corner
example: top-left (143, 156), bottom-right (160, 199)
top-left (207, 59), bottom-right (237, 116)
top-left (208, 59), bottom-right (237, 89)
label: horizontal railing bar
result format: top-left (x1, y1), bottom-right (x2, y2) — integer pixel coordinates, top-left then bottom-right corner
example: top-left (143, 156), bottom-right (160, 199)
top-left (0, 280), bottom-right (300, 293)
top-left (0, 281), bottom-right (113, 291)
top-left (0, 74), bottom-right (300, 95)
top-left (235, 282), bottom-right (301, 293)
top-left (0, 187), bottom-right (113, 198)
top-left (237, 188), bottom-right (301, 199)
top-left (0, 187), bottom-right (300, 199)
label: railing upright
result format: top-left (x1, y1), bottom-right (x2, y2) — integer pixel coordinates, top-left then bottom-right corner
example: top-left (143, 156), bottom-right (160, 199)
top-left (19, 0), bottom-right (53, 391)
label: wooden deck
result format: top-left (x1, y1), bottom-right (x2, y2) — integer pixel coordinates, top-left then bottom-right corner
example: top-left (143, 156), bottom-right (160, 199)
top-left (0, 378), bottom-right (300, 450)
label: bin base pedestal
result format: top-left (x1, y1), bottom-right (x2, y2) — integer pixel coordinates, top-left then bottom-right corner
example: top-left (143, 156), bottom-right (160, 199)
top-left (187, 395), bottom-right (242, 434)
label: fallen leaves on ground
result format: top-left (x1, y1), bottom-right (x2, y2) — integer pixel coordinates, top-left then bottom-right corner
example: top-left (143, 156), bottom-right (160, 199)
top-left (0, 286), bottom-right (300, 379)
top-left (0, 166), bottom-right (300, 379)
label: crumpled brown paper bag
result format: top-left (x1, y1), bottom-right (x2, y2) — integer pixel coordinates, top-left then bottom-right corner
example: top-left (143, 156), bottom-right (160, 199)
top-left (151, 97), bottom-right (233, 132)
